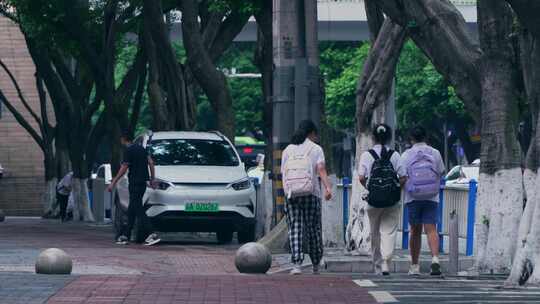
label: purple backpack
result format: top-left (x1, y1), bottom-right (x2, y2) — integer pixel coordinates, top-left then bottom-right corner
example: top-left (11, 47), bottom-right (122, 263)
top-left (406, 148), bottom-right (440, 200)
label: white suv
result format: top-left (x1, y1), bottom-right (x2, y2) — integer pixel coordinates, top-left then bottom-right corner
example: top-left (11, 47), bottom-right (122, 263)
top-left (113, 131), bottom-right (256, 244)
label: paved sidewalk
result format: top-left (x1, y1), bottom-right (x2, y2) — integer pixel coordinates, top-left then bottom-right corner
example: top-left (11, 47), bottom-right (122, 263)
top-left (0, 218), bottom-right (247, 275)
top-left (46, 274), bottom-right (377, 304)
top-left (0, 273), bottom-right (73, 304)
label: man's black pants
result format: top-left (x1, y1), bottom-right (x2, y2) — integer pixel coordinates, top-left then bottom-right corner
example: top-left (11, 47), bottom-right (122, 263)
top-left (56, 191), bottom-right (69, 221)
top-left (123, 183), bottom-right (153, 241)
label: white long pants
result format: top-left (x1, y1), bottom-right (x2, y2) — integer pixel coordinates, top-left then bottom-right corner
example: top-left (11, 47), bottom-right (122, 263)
top-left (367, 204), bottom-right (400, 267)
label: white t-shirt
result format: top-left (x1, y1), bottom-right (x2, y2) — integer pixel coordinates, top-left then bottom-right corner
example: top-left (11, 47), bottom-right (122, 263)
top-left (281, 138), bottom-right (326, 198)
top-left (358, 145), bottom-right (403, 179)
top-left (56, 172), bottom-right (73, 196)
top-left (399, 143), bottom-right (445, 204)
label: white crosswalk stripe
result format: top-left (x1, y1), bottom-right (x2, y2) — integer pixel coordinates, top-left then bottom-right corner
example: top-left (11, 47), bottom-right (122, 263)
top-left (351, 275), bottom-right (540, 304)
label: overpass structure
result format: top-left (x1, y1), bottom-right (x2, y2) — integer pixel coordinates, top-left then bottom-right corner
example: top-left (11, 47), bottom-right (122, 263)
top-left (171, 0), bottom-right (478, 42)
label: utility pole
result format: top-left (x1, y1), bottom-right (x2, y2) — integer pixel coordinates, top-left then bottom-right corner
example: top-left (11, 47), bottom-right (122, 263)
top-left (272, 0), bottom-right (299, 222)
top-left (272, 0), bottom-right (321, 222)
top-left (304, 0), bottom-right (322, 128)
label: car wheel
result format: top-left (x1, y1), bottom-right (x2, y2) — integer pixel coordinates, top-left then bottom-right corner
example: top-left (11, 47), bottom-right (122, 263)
top-left (237, 224), bottom-right (256, 244)
top-left (216, 230), bottom-right (234, 244)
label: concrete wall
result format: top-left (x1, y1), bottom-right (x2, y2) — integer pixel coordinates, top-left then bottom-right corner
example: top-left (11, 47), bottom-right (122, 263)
top-left (0, 16), bottom-right (47, 215)
top-left (322, 175), bottom-right (345, 248)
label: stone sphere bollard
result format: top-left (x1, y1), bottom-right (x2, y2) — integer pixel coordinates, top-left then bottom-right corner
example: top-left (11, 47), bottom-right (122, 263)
top-left (35, 248), bottom-right (72, 275)
top-left (235, 242), bottom-right (272, 274)
top-left (0, 209), bottom-right (5, 222)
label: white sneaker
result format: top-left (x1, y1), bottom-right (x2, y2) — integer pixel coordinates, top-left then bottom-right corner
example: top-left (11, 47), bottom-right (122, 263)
top-left (381, 261), bottom-right (390, 276)
top-left (116, 236), bottom-right (128, 245)
top-left (144, 233), bottom-right (161, 246)
top-left (374, 263), bottom-right (382, 275)
top-left (408, 264), bottom-right (421, 276)
top-left (431, 256), bottom-right (442, 276)
top-left (290, 265), bottom-right (302, 275)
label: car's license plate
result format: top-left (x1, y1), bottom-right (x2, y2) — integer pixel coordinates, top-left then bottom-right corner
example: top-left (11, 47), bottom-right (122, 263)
top-left (185, 202), bottom-right (219, 212)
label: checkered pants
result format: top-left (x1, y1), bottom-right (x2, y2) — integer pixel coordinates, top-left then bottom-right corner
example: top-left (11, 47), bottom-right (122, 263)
top-left (285, 195), bottom-right (323, 265)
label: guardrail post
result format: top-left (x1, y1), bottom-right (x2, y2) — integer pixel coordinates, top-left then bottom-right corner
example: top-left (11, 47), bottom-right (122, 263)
top-left (402, 204), bottom-right (409, 250)
top-left (342, 177), bottom-right (350, 243)
top-left (466, 179), bottom-right (477, 256)
top-left (438, 179), bottom-right (445, 253)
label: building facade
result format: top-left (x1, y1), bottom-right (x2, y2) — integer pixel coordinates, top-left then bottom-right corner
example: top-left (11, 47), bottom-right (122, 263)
top-left (0, 16), bottom-right (47, 216)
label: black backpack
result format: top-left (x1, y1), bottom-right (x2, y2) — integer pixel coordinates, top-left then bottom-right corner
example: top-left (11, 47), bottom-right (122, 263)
top-left (367, 148), bottom-right (401, 208)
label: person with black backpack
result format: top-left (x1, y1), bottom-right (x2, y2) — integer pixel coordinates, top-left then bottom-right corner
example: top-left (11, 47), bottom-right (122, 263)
top-left (358, 124), bottom-right (403, 276)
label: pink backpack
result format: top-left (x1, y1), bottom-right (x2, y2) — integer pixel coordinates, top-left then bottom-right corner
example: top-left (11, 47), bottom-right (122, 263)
top-left (282, 143), bottom-right (316, 199)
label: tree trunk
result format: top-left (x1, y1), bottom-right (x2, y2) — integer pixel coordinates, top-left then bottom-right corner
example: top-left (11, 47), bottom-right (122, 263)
top-left (377, 0), bottom-right (482, 121)
top-left (143, 0), bottom-right (196, 131)
top-left (42, 150), bottom-right (58, 217)
top-left (474, 0), bottom-right (523, 274)
top-left (506, 28), bottom-right (540, 286)
top-left (181, 0), bottom-right (236, 140)
top-left (43, 178), bottom-right (58, 218)
top-left (71, 177), bottom-right (95, 222)
top-left (346, 19), bottom-right (407, 254)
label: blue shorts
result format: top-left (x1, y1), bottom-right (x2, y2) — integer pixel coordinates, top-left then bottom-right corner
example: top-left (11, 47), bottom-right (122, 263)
top-left (407, 201), bottom-right (438, 225)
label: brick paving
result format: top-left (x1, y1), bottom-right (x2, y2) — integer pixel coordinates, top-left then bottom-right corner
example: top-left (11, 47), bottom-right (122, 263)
top-left (46, 275), bottom-right (377, 304)
top-left (0, 219), bottom-right (377, 303)
top-left (0, 273), bottom-right (73, 304)
top-left (0, 218), bottom-right (243, 275)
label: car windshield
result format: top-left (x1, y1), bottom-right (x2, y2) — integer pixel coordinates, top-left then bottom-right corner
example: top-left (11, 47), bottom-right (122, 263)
top-left (445, 166), bottom-right (462, 181)
top-left (148, 139), bottom-right (239, 167)
top-left (462, 166), bottom-right (479, 180)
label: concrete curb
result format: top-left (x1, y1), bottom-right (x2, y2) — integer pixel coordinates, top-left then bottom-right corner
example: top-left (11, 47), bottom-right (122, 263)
top-left (325, 256), bottom-right (475, 273)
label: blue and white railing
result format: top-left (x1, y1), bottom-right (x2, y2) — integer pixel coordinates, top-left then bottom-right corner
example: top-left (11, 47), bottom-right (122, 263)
top-left (339, 178), bottom-right (478, 256)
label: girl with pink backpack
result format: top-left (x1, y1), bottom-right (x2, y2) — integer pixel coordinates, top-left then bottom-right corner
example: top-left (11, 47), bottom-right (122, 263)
top-left (281, 120), bottom-right (333, 275)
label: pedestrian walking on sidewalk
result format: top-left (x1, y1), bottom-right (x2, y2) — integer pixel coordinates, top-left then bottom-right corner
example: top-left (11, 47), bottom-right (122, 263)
top-left (358, 124), bottom-right (403, 276)
top-left (399, 126), bottom-right (445, 276)
top-left (108, 130), bottom-right (161, 246)
top-left (56, 172), bottom-right (73, 222)
top-left (281, 120), bottom-right (333, 275)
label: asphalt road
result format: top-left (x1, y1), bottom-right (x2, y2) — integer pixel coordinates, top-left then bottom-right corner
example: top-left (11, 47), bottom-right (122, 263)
top-left (347, 273), bottom-right (540, 303)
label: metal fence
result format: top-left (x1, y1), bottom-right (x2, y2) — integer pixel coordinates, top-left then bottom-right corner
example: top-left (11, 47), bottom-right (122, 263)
top-left (339, 179), bottom-right (478, 256)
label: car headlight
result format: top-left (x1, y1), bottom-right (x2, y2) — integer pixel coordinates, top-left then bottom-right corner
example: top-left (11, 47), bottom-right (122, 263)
top-left (231, 178), bottom-right (251, 191)
top-left (150, 179), bottom-right (173, 191)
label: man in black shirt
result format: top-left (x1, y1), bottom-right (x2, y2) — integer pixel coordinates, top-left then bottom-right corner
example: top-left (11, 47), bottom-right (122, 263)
top-left (108, 131), bottom-right (161, 246)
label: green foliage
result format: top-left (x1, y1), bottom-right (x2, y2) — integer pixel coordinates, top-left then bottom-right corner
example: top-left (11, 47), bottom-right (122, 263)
top-left (320, 42), bottom-right (362, 81)
top-left (117, 41), bottom-right (263, 135)
top-left (207, 0), bottom-right (260, 16)
top-left (116, 41), bottom-right (151, 135)
top-left (324, 43), bottom-right (370, 130)
top-left (396, 41), bottom-right (468, 130)
top-left (197, 42), bottom-right (263, 134)
top-left (322, 40), bottom-right (469, 133)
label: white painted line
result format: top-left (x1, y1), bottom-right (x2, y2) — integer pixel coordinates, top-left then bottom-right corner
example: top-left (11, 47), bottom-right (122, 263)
top-left (353, 279), bottom-right (378, 287)
top-left (441, 301), bottom-right (540, 304)
top-left (369, 291), bottom-right (399, 303)
top-left (389, 290), bottom-right (540, 295)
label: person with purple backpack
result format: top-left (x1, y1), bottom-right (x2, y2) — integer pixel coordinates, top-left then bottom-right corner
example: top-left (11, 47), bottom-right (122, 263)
top-left (399, 126), bottom-right (445, 276)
